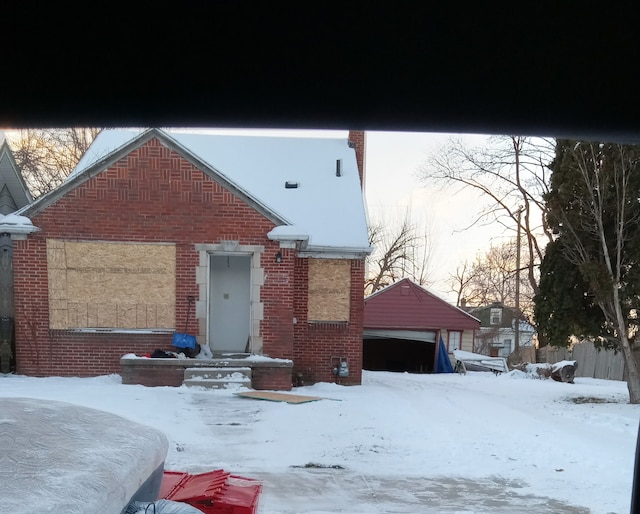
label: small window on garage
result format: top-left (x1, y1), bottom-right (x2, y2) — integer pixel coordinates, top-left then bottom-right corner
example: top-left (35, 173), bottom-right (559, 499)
top-left (448, 330), bottom-right (462, 351)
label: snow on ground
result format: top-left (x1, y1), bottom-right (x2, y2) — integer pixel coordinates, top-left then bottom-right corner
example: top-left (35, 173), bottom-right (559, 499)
top-left (1, 369), bottom-right (638, 513)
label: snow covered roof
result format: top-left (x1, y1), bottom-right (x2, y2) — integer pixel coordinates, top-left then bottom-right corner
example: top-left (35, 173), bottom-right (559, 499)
top-left (0, 212), bottom-right (38, 235)
top-left (22, 128), bottom-right (371, 254)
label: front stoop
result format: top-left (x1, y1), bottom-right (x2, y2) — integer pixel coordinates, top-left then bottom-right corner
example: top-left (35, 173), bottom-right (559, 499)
top-left (183, 367), bottom-right (252, 389)
top-left (121, 356), bottom-right (293, 390)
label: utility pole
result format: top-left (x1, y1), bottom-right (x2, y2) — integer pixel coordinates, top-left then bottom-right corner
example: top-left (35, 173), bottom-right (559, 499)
top-left (514, 206), bottom-right (523, 351)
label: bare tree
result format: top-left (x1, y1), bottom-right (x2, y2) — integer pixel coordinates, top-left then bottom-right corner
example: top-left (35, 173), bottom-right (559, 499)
top-left (449, 260), bottom-right (479, 307)
top-left (452, 239), bottom-right (536, 319)
top-left (365, 208), bottom-right (432, 295)
top-left (9, 128), bottom-right (101, 198)
top-left (421, 136), bottom-right (555, 301)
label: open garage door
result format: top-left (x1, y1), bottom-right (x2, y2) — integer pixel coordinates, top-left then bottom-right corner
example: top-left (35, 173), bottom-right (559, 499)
top-left (363, 330), bottom-right (437, 373)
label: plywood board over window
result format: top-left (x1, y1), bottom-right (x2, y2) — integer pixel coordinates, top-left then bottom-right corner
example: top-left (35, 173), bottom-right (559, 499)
top-left (46, 240), bottom-right (175, 330)
top-left (307, 259), bottom-right (350, 322)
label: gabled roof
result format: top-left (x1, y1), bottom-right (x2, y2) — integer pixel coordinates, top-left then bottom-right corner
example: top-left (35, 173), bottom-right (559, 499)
top-left (18, 129), bottom-right (371, 254)
top-left (467, 303), bottom-right (537, 333)
top-left (468, 301), bottom-right (510, 313)
top-left (364, 278), bottom-right (480, 331)
top-left (0, 139), bottom-right (32, 214)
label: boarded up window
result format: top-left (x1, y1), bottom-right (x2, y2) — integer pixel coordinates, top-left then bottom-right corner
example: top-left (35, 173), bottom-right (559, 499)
top-left (307, 259), bottom-right (350, 322)
top-left (47, 240), bottom-right (175, 330)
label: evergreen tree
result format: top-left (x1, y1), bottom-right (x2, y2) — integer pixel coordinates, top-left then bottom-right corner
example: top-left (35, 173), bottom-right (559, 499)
top-left (534, 239), bottom-right (607, 347)
top-left (535, 139), bottom-right (640, 402)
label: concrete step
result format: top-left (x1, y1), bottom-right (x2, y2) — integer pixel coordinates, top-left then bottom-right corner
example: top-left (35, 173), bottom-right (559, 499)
top-left (183, 367), bottom-right (252, 390)
top-left (183, 377), bottom-right (252, 390)
top-left (184, 366), bottom-right (252, 380)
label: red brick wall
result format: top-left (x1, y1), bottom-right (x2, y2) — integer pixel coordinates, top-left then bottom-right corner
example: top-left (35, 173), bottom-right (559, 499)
top-left (121, 360), bottom-right (186, 387)
top-left (12, 138), bottom-right (287, 376)
top-left (348, 130), bottom-right (366, 189)
top-left (13, 136), bottom-right (365, 386)
top-left (251, 365), bottom-right (293, 391)
top-left (292, 258), bottom-right (365, 385)
top-left (261, 247), bottom-right (296, 361)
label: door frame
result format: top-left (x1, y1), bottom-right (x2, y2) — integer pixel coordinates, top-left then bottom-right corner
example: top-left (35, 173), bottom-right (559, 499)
top-left (194, 242), bottom-right (265, 355)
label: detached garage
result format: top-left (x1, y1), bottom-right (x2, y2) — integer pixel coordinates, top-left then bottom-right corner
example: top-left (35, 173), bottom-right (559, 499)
top-left (363, 278), bottom-right (480, 373)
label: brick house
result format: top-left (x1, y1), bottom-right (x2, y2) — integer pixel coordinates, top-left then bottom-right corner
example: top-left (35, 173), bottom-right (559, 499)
top-left (9, 129), bottom-right (371, 389)
top-left (363, 278), bottom-right (480, 372)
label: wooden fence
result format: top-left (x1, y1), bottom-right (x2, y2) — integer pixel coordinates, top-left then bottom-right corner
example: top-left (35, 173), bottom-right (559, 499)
top-left (536, 342), bottom-right (625, 381)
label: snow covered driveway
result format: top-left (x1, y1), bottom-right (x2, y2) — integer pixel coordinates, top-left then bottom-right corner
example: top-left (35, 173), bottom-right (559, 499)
top-left (1, 369), bottom-right (637, 513)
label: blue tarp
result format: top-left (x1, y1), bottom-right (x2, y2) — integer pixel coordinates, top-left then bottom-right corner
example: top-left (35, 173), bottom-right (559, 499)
top-left (435, 336), bottom-right (455, 373)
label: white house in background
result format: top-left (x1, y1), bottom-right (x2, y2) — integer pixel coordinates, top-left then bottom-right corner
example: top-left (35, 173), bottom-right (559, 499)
top-left (466, 302), bottom-right (536, 358)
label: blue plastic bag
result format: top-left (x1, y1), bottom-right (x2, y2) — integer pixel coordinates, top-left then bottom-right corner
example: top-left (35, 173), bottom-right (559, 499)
top-left (171, 332), bottom-right (196, 349)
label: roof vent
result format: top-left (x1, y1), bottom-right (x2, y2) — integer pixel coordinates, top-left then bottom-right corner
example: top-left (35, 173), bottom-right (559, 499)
top-left (401, 285), bottom-right (410, 296)
top-left (336, 159), bottom-right (342, 177)
top-left (284, 181), bottom-right (299, 189)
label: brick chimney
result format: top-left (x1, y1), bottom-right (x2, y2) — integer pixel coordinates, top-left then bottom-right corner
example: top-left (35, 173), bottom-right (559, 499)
top-left (348, 130), bottom-right (366, 189)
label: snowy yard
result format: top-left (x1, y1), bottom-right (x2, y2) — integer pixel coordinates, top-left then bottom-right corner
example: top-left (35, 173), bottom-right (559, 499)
top-left (1, 369), bottom-right (638, 513)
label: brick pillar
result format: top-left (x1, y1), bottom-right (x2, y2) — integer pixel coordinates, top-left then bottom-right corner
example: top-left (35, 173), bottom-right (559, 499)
top-left (348, 130), bottom-right (366, 189)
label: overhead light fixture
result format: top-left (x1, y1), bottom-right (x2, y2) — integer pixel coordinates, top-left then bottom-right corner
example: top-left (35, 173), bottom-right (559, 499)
top-left (275, 251), bottom-right (283, 263)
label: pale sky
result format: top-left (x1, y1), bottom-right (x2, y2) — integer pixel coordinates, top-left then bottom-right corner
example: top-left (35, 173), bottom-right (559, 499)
top-left (363, 131), bottom-right (510, 302)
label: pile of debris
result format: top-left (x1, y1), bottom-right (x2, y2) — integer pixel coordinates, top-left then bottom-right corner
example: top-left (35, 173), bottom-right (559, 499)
top-left (511, 360), bottom-right (578, 383)
top-left (453, 348), bottom-right (579, 384)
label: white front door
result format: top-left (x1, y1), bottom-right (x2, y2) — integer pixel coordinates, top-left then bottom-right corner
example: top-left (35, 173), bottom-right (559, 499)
top-left (209, 254), bottom-right (251, 353)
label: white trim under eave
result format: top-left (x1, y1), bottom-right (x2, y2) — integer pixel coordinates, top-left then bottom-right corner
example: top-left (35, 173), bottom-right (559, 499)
top-left (297, 251), bottom-right (371, 259)
top-left (297, 244), bottom-right (373, 259)
top-left (0, 224), bottom-right (40, 238)
top-left (267, 226), bottom-right (309, 250)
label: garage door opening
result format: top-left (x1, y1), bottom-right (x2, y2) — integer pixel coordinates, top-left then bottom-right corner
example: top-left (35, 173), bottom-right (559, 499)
top-left (363, 338), bottom-right (436, 373)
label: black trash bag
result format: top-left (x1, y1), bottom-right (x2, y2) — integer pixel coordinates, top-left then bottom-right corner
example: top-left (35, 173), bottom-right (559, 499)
top-left (180, 343), bottom-right (201, 359)
top-left (150, 349), bottom-right (176, 359)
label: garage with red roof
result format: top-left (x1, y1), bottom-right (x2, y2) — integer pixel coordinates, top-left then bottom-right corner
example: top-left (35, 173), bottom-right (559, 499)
top-left (363, 278), bottom-right (480, 373)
